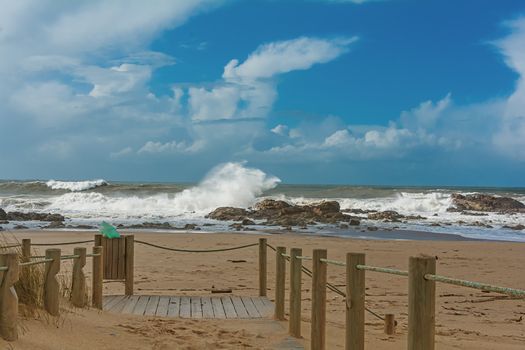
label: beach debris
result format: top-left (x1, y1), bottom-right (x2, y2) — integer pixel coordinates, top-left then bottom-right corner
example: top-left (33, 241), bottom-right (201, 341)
top-left (448, 193), bottom-right (525, 213)
top-left (210, 287), bottom-right (232, 294)
top-left (100, 221), bottom-right (121, 238)
top-left (227, 259), bottom-right (247, 263)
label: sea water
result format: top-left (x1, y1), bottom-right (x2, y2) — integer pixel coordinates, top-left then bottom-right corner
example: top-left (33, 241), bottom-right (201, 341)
top-left (1, 162), bottom-right (524, 242)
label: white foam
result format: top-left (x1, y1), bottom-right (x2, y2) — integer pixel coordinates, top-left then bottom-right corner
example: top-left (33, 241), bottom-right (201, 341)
top-left (46, 179), bottom-right (108, 192)
top-left (44, 162), bottom-right (280, 219)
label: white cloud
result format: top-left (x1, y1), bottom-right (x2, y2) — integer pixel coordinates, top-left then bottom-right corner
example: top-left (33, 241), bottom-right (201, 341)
top-left (137, 140), bottom-right (204, 155)
top-left (400, 93), bottom-right (451, 130)
top-left (271, 124), bottom-right (289, 136)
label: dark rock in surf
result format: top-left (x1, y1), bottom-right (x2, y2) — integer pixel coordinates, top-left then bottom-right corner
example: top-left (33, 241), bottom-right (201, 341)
top-left (503, 224), bottom-right (525, 230)
top-left (449, 193), bottom-right (525, 212)
top-left (6, 211), bottom-right (65, 222)
top-left (14, 224), bottom-right (28, 230)
top-left (206, 207), bottom-right (250, 221)
top-left (349, 219), bottom-right (360, 226)
top-left (183, 223), bottom-right (200, 230)
top-left (241, 219), bottom-right (255, 225)
top-left (367, 210), bottom-right (404, 221)
top-left (0, 208), bottom-right (7, 220)
top-left (44, 221), bottom-right (65, 229)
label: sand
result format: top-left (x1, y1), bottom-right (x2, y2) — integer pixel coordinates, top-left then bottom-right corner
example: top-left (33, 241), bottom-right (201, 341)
top-left (0, 229), bottom-right (524, 349)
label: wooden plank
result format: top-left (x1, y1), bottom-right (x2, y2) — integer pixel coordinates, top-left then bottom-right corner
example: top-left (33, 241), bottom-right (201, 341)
top-left (132, 295), bottom-right (150, 315)
top-left (241, 296), bottom-right (261, 318)
top-left (346, 253), bottom-right (365, 350)
top-left (251, 297), bottom-right (271, 318)
top-left (125, 235), bottom-right (134, 295)
top-left (201, 296), bottom-right (214, 319)
top-left (230, 296), bottom-right (249, 319)
top-left (167, 296), bottom-right (180, 318)
top-left (108, 296), bottom-right (130, 313)
top-left (311, 249), bottom-right (327, 350)
top-left (211, 297), bottom-right (226, 319)
top-left (289, 247), bottom-right (303, 337)
top-left (156, 296), bottom-right (170, 317)
top-left (118, 238), bottom-right (126, 279)
top-left (259, 238), bottom-right (267, 296)
top-left (144, 295), bottom-right (160, 316)
top-left (190, 296), bottom-right (202, 318)
top-left (111, 239), bottom-right (119, 279)
top-left (221, 296), bottom-right (237, 319)
top-left (104, 295), bottom-right (126, 311)
top-left (275, 246), bottom-right (286, 320)
top-left (106, 238), bottom-right (113, 279)
top-left (103, 295), bottom-right (115, 308)
top-left (121, 295), bottom-right (140, 314)
top-left (179, 296), bottom-right (191, 318)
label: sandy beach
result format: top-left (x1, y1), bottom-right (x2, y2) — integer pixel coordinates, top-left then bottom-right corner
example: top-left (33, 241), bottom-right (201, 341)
top-left (0, 230), bottom-right (523, 349)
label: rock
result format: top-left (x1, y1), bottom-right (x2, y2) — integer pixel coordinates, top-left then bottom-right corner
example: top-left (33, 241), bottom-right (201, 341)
top-left (253, 199), bottom-right (291, 211)
top-left (183, 223), bottom-right (199, 230)
top-left (0, 208), bottom-right (6, 220)
top-left (206, 207), bottom-right (250, 221)
top-left (367, 226), bottom-right (378, 231)
top-left (229, 223), bottom-right (243, 231)
top-left (310, 201), bottom-right (340, 215)
top-left (503, 224), bottom-right (525, 230)
top-left (0, 220), bottom-right (8, 224)
top-left (367, 211), bottom-right (404, 221)
top-left (44, 221), bottom-right (65, 229)
top-left (343, 208), bottom-right (376, 214)
top-left (241, 218), bottom-right (255, 225)
top-left (67, 224), bottom-right (95, 229)
top-left (349, 219), bottom-right (360, 226)
top-left (6, 211), bottom-right (65, 222)
top-left (450, 193), bottom-right (525, 212)
top-left (14, 224), bottom-right (28, 230)
top-left (460, 211), bottom-right (489, 216)
top-left (339, 223), bottom-right (349, 229)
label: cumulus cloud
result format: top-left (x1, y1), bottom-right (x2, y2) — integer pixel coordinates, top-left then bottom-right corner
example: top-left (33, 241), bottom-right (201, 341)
top-left (137, 140), bottom-right (204, 154)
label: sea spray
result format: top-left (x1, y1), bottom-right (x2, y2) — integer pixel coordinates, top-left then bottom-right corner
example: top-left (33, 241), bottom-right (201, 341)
top-left (46, 179), bottom-right (108, 192)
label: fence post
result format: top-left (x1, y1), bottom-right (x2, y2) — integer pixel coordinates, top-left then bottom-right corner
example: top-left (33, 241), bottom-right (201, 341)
top-left (346, 252), bottom-right (365, 350)
top-left (275, 246), bottom-right (286, 320)
top-left (71, 247), bottom-right (86, 307)
top-left (289, 247), bottom-right (302, 338)
top-left (44, 248), bottom-right (61, 316)
top-left (21, 239), bottom-right (31, 262)
top-left (259, 238), bottom-right (267, 297)
top-left (384, 314), bottom-right (396, 335)
top-left (0, 253), bottom-right (19, 341)
top-left (311, 249), bottom-right (327, 350)
top-left (92, 246), bottom-right (103, 309)
top-left (408, 256), bottom-right (436, 350)
top-left (124, 235), bottom-right (134, 296)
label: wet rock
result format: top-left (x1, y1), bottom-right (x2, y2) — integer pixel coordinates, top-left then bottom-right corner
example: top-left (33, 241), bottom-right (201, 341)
top-left (241, 218), bottom-right (255, 225)
top-left (450, 193), bottom-right (525, 212)
top-left (229, 223), bottom-right (243, 231)
top-left (183, 223), bottom-right (200, 230)
top-left (206, 207), bottom-right (250, 221)
top-left (0, 220), bottom-right (8, 224)
top-left (367, 226), bottom-right (378, 231)
top-left (310, 201), bottom-right (340, 215)
top-left (67, 224), bottom-right (95, 229)
top-left (460, 211), bottom-right (489, 216)
top-left (367, 210), bottom-right (404, 221)
top-left (503, 224), bottom-right (525, 230)
top-left (254, 199), bottom-right (291, 211)
top-left (343, 208), bottom-right (377, 214)
top-left (0, 208), bottom-right (6, 220)
top-left (125, 222), bottom-right (174, 229)
top-left (14, 224), bottom-right (28, 230)
top-left (6, 211), bottom-right (65, 222)
top-left (349, 219), bottom-right (360, 226)
top-left (339, 223), bottom-right (349, 229)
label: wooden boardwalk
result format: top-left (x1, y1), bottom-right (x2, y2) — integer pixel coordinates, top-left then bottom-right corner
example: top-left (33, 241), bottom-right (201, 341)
top-left (103, 295), bottom-right (274, 319)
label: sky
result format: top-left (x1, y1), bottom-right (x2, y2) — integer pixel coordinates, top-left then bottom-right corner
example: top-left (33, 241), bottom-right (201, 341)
top-left (0, 0), bottom-right (525, 186)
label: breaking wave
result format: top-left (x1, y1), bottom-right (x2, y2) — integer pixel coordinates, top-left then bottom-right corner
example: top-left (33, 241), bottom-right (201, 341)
top-left (45, 179), bottom-right (108, 192)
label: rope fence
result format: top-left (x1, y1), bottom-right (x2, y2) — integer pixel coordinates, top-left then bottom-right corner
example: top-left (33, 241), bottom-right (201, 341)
top-left (19, 259), bottom-right (53, 267)
top-left (134, 239), bottom-right (258, 253)
top-left (425, 274), bottom-right (525, 297)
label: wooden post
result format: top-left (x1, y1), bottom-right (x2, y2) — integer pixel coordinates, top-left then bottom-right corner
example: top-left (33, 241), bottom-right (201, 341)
top-left (124, 235), bottom-right (134, 296)
top-left (275, 246), bottom-right (286, 320)
top-left (92, 246), bottom-right (103, 309)
top-left (71, 247), bottom-right (86, 307)
top-left (94, 234), bottom-right (102, 247)
top-left (0, 253), bottom-right (19, 341)
top-left (346, 252), bottom-right (365, 350)
top-left (384, 314), bottom-right (396, 335)
top-left (408, 256), bottom-right (436, 350)
top-left (311, 249), bottom-right (327, 350)
top-left (44, 248), bottom-right (61, 316)
top-left (289, 247), bottom-right (302, 338)
top-left (259, 238), bottom-right (267, 297)
top-left (21, 239), bottom-right (31, 262)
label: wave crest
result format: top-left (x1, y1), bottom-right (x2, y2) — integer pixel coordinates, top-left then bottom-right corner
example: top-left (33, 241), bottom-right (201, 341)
top-left (46, 179), bottom-right (108, 192)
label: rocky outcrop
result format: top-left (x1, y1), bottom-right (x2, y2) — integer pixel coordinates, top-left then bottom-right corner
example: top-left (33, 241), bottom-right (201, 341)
top-left (368, 210), bottom-right (404, 222)
top-left (503, 224), bottom-right (525, 230)
top-left (449, 193), bottom-right (525, 213)
top-left (0, 208), bottom-right (7, 221)
top-left (6, 211), bottom-right (65, 222)
top-left (206, 207), bottom-right (250, 221)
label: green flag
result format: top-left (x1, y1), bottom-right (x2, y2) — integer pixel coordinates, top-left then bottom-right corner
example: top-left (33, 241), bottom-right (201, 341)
top-left (99, 221), bottom-right (121, 239)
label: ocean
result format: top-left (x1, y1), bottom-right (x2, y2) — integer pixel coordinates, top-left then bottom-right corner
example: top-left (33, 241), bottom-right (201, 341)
top-left (1, 163), bottom-right (524, 242)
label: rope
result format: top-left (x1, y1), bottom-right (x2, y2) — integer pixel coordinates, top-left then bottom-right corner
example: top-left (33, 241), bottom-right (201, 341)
top-left (86, 253), bottom-right (101, 257)
top-left (60, 255), bottom-right (80, 260)
top-left (0, 266), bottom-right (7, 271)
top-left (19, 259), bottom-right (53, 267)
top-left (1, 244), bottom-right (21, 249)
top-left (425, 274), bottom-right (525, 298)
top-left (32, 240), bottom-right (94, 246)
top-left (357, 265), bottom-right (408, 277)
top-left (266, 243), bottom-right (384, 321)
top-left (134, 240), bottom-right (258, 253)
top-left (320, 258), bottom-right (346, 267)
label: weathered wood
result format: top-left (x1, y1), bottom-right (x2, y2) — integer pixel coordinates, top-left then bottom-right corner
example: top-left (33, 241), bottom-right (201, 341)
top-left (275, 246), bottom-right (286, 320)
top-left (289, 247), bottom-right (302, 338)
top-left (21, 239), bottom-right (31, 262)
top-left (94, 234), bottom-right (102, 247)
top-left (125, 235), bottom-right (134, 296)
top-left (346, 253), bottom-right (365, 350)
top-left (121, 295), bottom-right (140, 314)
top-left (111, 239), bottom-right (119, 279)
top-left (179, 296), bottom-right (191, 318)
top-left (105, 295), bottom-right (126, 311)
top-left (408, 256), bottom-right (436, 350)
top-left (144, 295), bottom-right (160, 316)
top-left (201, 296), bottom-right (214, 318)
top-left (0, 253), bottom-right (19, 341)
top-left (118, 237), bottom-right (126, 279)
top-left (231, 295), bottom-right (249, 319)
top-left (44, 248), bottom-right (61, 316)
top-left (110, 296), bottom-right (131, 313)
top-left (132, 295), bottom-right (150, 315)
top-left (251, 296), bottom-right (270, 317)
top-left (311, 249), bottom-right (327, 350)
top-left (259, 238), bottom-right (267, 297)
top-left (167, 296), bottom-right (180, 317)
top-left (106, 237), bottom-right (113, 279)
top-left (384, 314), bottom-right (396, 335)
top-left (190, 296), bottom-right (202, 318)
top-left (71, 247), bottom-right (87, 307)
top-left (221, 296), bottom-right (237, 319)
top-left (156, 296), bottom-right (170, 317)
top-left (211, 297), bottom-right (226, 319)
top-left (92, 246), bottom-right (103, 309)
top-left (242, 296), bottom-right (260, 318)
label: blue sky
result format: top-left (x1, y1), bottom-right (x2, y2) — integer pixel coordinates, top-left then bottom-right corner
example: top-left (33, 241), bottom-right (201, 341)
top-left (1, 0), bottom-right (524, 186)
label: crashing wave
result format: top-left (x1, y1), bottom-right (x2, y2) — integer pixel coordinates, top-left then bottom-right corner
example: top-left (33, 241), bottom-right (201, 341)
top-left (45, 179), bottom-right (108, 192)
